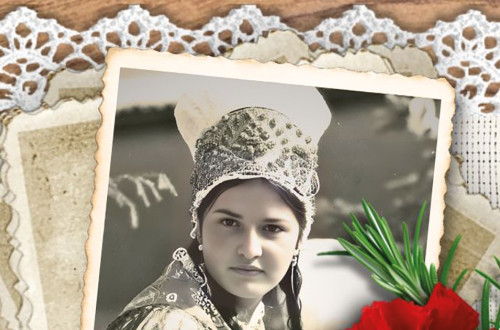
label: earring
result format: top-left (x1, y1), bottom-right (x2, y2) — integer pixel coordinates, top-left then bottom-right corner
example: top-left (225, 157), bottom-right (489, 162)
top-left (198, 244), bottom-right (203, 251)
top-left (291, 250), bottom-right (299, 267)
top-left (290, 252), bottom-right (299, 298)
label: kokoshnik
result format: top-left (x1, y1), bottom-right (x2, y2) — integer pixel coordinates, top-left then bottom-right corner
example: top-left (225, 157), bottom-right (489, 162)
top-left (175, 82), bottom-right (332, 242)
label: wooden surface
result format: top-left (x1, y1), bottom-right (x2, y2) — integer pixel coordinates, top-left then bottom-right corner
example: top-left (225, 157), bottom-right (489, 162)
top-left (1, 1), bottom-right (499, 33)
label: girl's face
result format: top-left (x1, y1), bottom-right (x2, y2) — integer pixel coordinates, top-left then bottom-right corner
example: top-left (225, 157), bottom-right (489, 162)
top-left (201, 179), bottom-right (300, 301)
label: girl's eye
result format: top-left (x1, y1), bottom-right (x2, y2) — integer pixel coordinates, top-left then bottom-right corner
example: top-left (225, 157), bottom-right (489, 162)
top-left (220, 219), bottom-right (238, 227)
top-left (264, 224), bottom-right (284, 233)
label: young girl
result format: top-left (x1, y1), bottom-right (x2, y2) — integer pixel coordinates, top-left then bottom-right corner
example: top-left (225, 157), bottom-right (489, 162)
top-left (108, 86), bottom-right (331, 329)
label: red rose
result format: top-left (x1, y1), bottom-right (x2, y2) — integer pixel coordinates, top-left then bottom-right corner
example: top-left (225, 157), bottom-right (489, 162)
top-left (349, 299), bottom-right (433, 330)
top-left (349, 283), bottom-right (479, 330)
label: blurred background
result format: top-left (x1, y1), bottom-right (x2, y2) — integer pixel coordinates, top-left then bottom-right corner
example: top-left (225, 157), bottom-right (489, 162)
top-left (95, 68), bottom-right (440, 328)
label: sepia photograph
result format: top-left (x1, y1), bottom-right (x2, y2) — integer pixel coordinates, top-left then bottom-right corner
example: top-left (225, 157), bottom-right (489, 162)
top-left (84, 50), bottom-right (454, 329)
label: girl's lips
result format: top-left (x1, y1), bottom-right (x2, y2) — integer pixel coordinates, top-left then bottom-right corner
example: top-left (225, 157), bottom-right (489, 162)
top-left (230, 266), bottom-right (264, 276)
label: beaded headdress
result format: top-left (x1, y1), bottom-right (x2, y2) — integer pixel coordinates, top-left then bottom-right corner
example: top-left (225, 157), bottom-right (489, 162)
top-left (175, 81), bottom-right (331, 242)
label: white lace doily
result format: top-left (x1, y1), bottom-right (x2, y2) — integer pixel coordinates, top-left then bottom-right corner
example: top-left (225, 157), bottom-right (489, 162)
top-left (0, 5), bottom-right (498, 117)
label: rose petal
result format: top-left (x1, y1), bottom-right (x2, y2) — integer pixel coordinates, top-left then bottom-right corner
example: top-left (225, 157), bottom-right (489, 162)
top-left (426, 283), bottom-right (479, 330)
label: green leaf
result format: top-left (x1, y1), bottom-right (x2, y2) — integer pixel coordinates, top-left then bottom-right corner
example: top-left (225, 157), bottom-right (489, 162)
top-left (481, 279), bottom-right (491, 330)
top-left (365, 230), bottom-right (383, 254)
top-left (402, 222), bottom-right (413, 266)
top-left (342, 222), bottom-right (356, 239)
top-left (494, 256), bottom-right (500, 271)
top-left (452, 269), bottom-right (468, 291)
top-left (350, 231), bottom-right (389, 266)
top-left (366, 226), bottom-right (395, 264)
top-left (415, 247), bottom-right (425, 279)
top-left (495, 299), bottom-right (500, 329)
top-left (317, 251), bottom-right (351, 256)
top-left (350, 213), bottom-right (364, 233)
top-left (334, 201), bottom-right (438, 306)
top-left (362, 200), bottom-right (395, 261)
top-left (440, 235), bottom-right (462, 286)
top-left (378, 215), bottom-right (406, 270)
top-left (390, 265), bottom-right (426, 304)
top-left (419, 260), bottom-right (433, 297)
top-left (391, 264), bottom-right (423, 296)
top-left (371, 273), bottom-right (404, 296)
top-left (430, 264), bottom-right (438, 287)
top-left (413, 201), bottom-right (427, 268)
top-left (338, 238), bottom-right (391, 282)
top-left (475, 270), bottom-right (500, 292)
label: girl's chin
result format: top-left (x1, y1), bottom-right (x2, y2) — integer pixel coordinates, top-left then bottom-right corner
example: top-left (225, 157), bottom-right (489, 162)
top-left (227, 287), bottom-right (268, 301)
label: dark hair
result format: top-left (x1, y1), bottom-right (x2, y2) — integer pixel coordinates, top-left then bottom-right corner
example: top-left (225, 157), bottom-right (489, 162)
top-left (188, 178), bottom-right (305, 330)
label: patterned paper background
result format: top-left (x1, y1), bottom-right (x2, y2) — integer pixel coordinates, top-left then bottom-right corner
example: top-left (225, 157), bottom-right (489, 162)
top-left (0, 3), bottom-right (499, 329)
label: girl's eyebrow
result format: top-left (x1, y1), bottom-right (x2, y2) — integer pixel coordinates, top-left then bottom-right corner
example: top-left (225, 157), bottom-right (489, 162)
top-left (263, 218), bottom-right (288, 223)
top-left (212, 210), bottom-right (292, 223)
top-left (213, 209), bottom-right (242, 218)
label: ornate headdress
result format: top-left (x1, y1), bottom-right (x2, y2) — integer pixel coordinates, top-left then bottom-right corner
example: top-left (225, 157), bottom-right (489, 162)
top-left (175, 81), bottom-right (331, 241)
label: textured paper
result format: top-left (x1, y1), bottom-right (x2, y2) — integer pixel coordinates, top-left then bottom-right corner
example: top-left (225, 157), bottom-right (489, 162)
top-left (0, 201), bottom-right (21, 329)
top-left (3, 100), bottom-right (100, 329)
top-left (452, 115), bottom-right (500, 208)
top-left (44, 69), bottom-right (104, 107)
top-left (84, 49), bottom-right (454, 329)
top-left (310, 50), bottom-right (394, 74)
top-left (444, 157), bottom-right (500, 303)
top-left (227, 31), bottom-right (314, 64)
top-left (368, 45), bottom-right (438, 78)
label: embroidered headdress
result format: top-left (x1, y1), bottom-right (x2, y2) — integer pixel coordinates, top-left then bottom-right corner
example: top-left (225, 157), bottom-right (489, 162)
top-left (175, 80), bottom-right (331, 241)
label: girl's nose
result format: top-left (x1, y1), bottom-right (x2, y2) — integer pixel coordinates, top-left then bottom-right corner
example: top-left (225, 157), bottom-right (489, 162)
top-left (237, 229), bottom-right (263, 260)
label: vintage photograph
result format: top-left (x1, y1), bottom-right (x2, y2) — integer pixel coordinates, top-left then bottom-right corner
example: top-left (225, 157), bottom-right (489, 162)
top-left (85, 50), bottom-right (454, 329)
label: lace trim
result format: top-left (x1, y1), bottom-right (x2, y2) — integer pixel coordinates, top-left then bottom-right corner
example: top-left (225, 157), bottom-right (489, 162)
top-left (0, 5), bottom-right (498, 116)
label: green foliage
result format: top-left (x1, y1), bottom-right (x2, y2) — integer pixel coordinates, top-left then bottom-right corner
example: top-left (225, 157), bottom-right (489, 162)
top-left (319, 200), bottom-right (464, 306)
top-left (481, 279), bottom-right (490, 330)
top-left (476, 256), bottom-right (500, 330)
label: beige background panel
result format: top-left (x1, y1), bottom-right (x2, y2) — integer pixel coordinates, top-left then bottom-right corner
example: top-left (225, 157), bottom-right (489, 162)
top-left (439, 206), bottom-right (495, 295)
top-left (18, 120), bottom-right (99, 330)
top-left (3, 99), bottom-right (101, 329)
